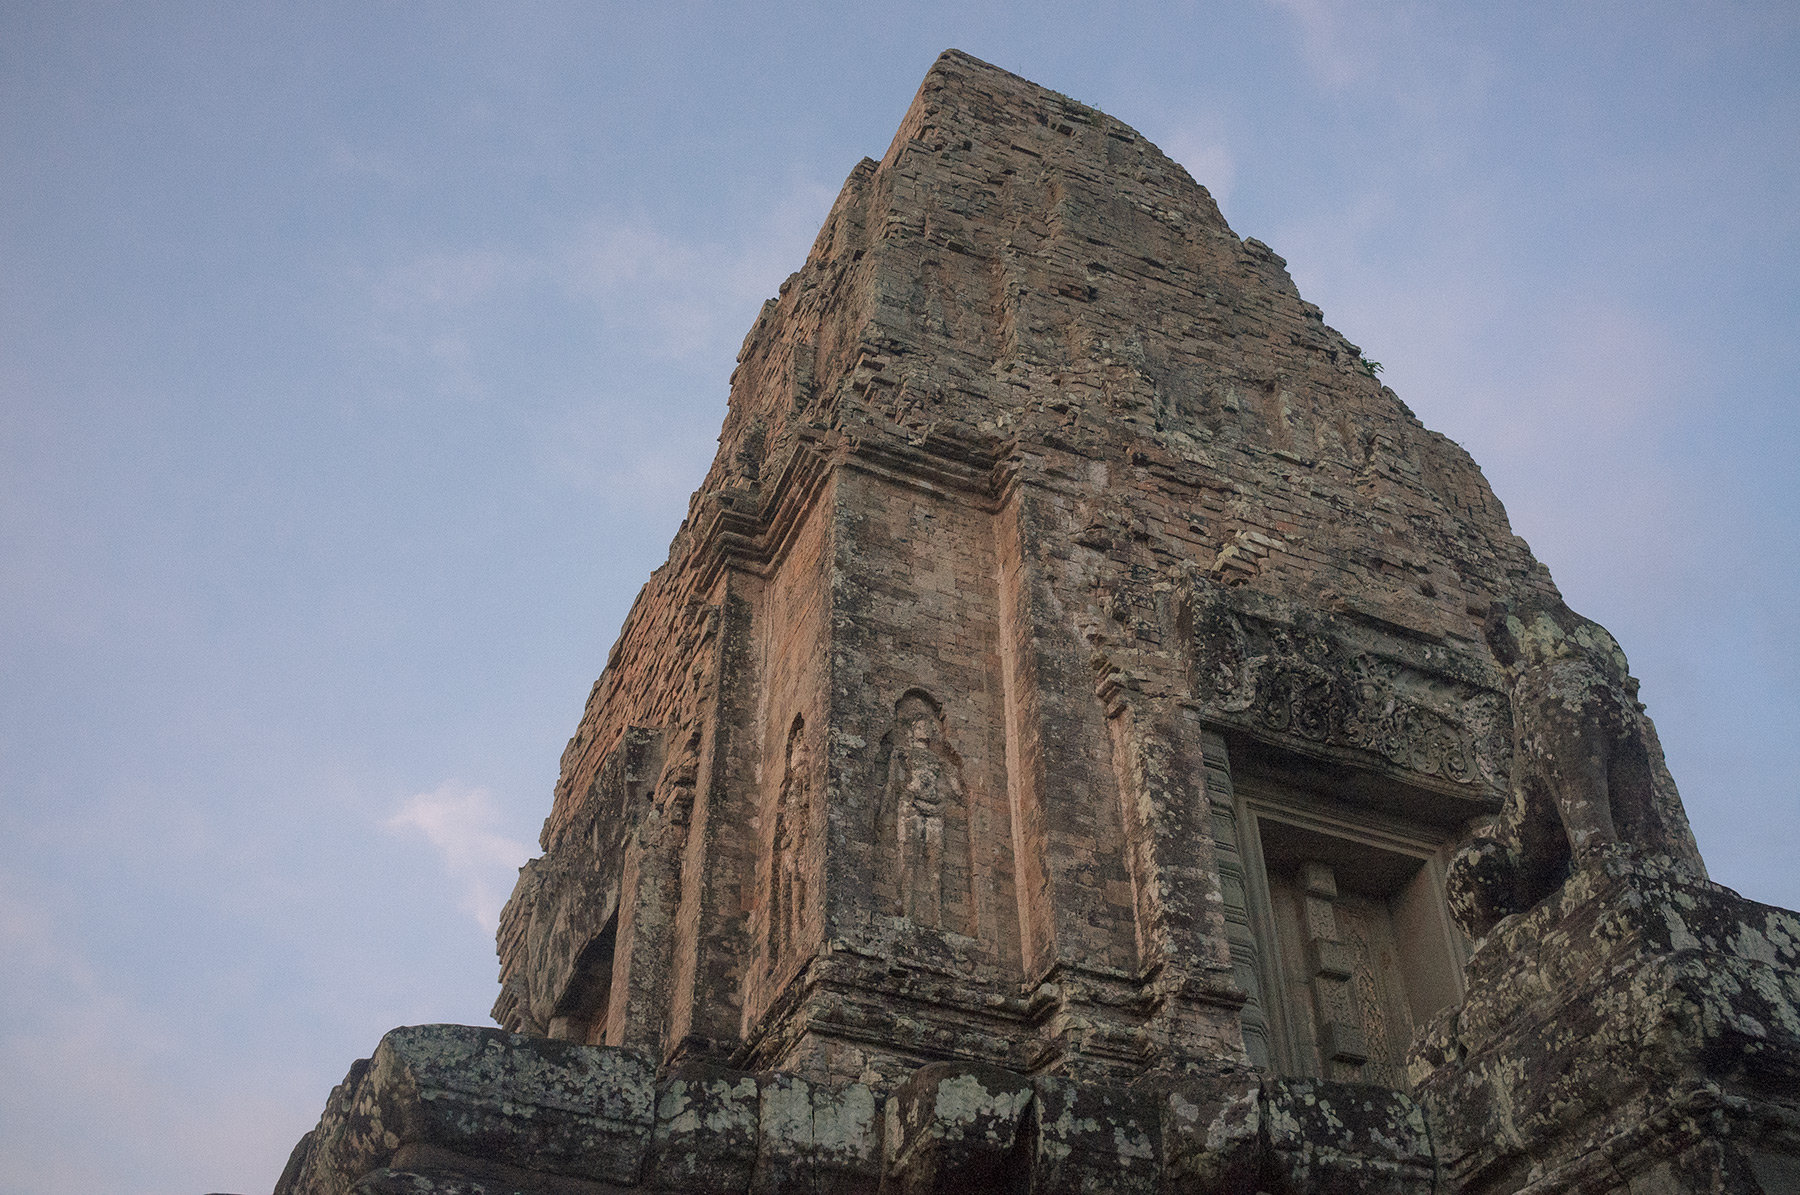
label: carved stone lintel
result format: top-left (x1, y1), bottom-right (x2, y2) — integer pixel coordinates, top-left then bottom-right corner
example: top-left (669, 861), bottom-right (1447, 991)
top-left (1185, 579), bottom-right (1509, 800)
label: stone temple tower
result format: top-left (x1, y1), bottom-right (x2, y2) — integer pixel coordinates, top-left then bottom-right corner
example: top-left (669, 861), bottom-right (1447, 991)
top-left (277, 51), bottom-right (1800, 1195)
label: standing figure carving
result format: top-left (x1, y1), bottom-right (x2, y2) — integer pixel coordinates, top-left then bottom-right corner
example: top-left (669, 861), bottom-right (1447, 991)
top-left (1447, 597), bottom-right (1701, 937)
top-left (881, 691), bottom-right (967, 930)
top-left (769, 715), bottom-right (811, 967)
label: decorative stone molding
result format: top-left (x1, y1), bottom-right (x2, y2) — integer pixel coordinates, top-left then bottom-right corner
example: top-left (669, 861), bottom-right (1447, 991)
top-left (1185, 578), bottom-right (1510, 804)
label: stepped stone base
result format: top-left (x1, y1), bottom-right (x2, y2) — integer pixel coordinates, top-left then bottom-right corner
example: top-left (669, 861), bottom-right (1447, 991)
top-left (1409, 853), bottom-right (1800, 1195)
top-left (276, 1025), bottom-right (1434, 1195)
top-left (279, 856), bottom-right (1800, 1195)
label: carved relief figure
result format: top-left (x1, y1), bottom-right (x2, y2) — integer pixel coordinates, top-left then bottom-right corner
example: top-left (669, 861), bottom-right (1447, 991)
top-left (1448, 597), bottom-right (1700, 937)
top-left (881, 691), bottom-right (967, 930)
top-left (769, 715), bottom-right (811, 966)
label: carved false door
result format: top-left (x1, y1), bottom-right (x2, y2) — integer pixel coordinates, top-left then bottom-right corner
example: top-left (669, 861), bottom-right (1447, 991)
top-left (1267, 860), bottom-right (1423, 1087)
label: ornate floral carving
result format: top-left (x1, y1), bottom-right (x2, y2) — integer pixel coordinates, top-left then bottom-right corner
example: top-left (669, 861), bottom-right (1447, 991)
top-left (1188, 584), bottom-right (1509, 792)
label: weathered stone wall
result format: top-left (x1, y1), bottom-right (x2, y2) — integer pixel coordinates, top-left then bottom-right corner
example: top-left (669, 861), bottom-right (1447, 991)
top-left (487, 46), bottom-right (1716, 1092)
top-left (286, 845), bottom-right (1800, 1193)
top-left (1412, 854), bottom-right (1800, 1195)
top-left (276, 1024), bottom-right (1441, 1195)
top-left (267, 46), bottom-right (1800, 1195)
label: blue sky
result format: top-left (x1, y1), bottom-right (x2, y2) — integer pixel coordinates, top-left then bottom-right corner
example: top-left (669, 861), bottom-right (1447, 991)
top-left (3, 3), bottom-right (1796, 1191)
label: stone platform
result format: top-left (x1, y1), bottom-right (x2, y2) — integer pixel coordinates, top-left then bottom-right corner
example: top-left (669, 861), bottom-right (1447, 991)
top-left (275, 1023), bottom-right (1436, 1195)
top-left (279, 851), bottom-right (1800, 1195)
top-left (1411, 854), bottom-right (1800, 1195)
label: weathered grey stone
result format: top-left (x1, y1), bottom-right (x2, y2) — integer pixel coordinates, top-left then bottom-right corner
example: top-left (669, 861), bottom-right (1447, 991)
top-left (1157, 1072), bottom-right (1264, 1195)
top-left (751, 1071), bottom-right (883, 1195)
top-left (644, 1063), bottom-right (760, 1193)
top-left (275, 1129), bottom-right (319, 1195)
top-left (751, 1072), bottom-right (814, 1195)
top-left (279, 1057), bottom-right (374, 1195)
top-left (278, 1027), bottom-right (653, 1194)
top-left (1025, 1074), bottom-right (1159, 1194)
top-left (884, 1062), bottom-right (1034, 1195)
top-left (351, 1170), bottom-right (518, 1195)
top-left (1447, 598), bottom-right (1704, 939)
top-left (1414, 854), bottom-right (1800, 1194)
top-left (372, 1026), bottom-right (654, 1186)
top-left (1262, 1079), bottom-right (1434, 1195)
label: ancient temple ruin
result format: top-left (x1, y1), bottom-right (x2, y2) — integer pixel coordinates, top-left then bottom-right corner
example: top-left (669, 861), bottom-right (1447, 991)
top-left (276, 51), bottom-right (1800, 1195)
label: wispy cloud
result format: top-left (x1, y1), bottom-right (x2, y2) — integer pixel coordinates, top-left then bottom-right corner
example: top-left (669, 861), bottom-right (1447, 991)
top-left (326, 141), bottom-right (413, 187)
top-left (349, 246), bottom-right (540, 401)
top-left (533, 180), bottom-right (839, 511)
top-left (386, 783), bottom-right (533, 932)
top-left (345, 178), bottom-right (837, 409)
top-left (564, 181), bottom-right (839, 359)
top-left (373, 248), bottom-right (537, 311)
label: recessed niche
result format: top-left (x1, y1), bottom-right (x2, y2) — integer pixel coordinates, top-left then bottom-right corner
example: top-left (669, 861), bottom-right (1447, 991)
top-left (1232, 771), bottom-right (1470, 1088)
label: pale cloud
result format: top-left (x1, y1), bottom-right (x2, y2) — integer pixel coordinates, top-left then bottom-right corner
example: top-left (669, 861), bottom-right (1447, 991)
top-left (538, 401), bottom-right (715, 520)
top-left (1316, 255), bottom-right (1700, 614)
top-left (564, 180), bottom-right (839, 360)
top-left (326, 140), bottom-right (412, 186)
top-left (386, 783), bottom-right (533, 932)
top-left (348, 179), bottom-right (837, 403)
top-left (351, 246), bottom-right (540, 400)
top-left (532, 178), bottom-right (840, 511)
top-left (566, 219), bottom-right (730, 358)
top-left (372, 248), bottom-right (538, 313)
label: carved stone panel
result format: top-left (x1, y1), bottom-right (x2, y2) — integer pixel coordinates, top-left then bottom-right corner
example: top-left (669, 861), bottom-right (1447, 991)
top-left (1186, 580), bottom-right (1510, 802)
top-left (876, 690), bottom-right (973, 936)
top-left (769, 715), bottom-right (813, 969)
top-left (1230, 765), bottom-right (1469, 1088)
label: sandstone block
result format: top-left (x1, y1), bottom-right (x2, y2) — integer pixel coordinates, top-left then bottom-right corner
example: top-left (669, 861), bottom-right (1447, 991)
top-left (1414, 856), bottom-right (1800, 1193)
top-left (644, 1063), bottom-right (761, 1193)
top-left (1157, 1072), bottom-right (1263, 1195)
top-left (1262, 1079), bottom-right (1434, 1195)
top-left (350, 1170), bottom-right (517, 1195)
top-left (277, 1026), bottom-right (654, 1194)
top-left (276, 1057), bottom-right (374, 1195)
top-left (753, 1071), bottom-right (883, 1195)
top-left (884, 1062), bottom-right (1034, 1195)
top-left (1025, 1074), bottom-right (1159, 1195)
top-left (368, 1026), bottom-right (654, 1186)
